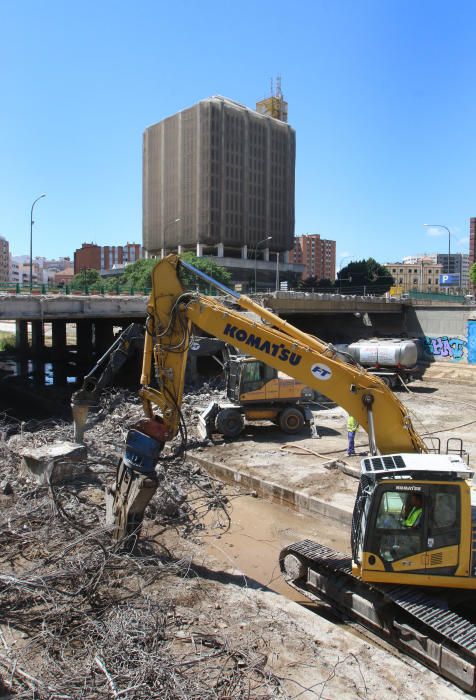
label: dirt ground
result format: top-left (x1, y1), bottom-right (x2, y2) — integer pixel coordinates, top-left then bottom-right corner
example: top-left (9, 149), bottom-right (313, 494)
top-left (189, 374), bottom-right (476, 518)
top-left (1, 375), bottom-right (474, 698)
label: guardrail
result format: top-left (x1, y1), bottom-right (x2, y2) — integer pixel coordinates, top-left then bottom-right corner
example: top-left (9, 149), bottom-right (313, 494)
top-left (0, 283), bottom-right (222, 297)
top-left (0, 284), bottom-right (152, 296)
top-left (406, 290), bottom-right (467, 303)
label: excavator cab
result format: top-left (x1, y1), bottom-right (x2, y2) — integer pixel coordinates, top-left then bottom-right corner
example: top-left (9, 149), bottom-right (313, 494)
top-left (351, 454), bottom-right (476, 589)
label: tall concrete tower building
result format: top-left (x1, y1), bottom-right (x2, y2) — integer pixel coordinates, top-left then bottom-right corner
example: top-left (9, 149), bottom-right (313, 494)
top-left (143, 96), bottom-right (296, 261)
top-left (470, 217), bottom-right (476, 267)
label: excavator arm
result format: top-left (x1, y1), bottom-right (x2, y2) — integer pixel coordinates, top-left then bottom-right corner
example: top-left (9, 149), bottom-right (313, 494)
top-left (71, 322), bottom-right (145, 442)
top-left (145, 255), bottom-right (426, 455)
top-left (84, 254), bottom-right (425, 542)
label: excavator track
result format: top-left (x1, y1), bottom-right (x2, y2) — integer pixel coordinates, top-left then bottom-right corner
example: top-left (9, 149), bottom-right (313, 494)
top-left (280, 539), bottom-right (476, 694)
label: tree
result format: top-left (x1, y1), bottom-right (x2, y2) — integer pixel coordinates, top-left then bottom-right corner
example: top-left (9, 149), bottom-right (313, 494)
top-left (71, 268), bottom-right (102, 290)
top-left (178, 252), bottom-right (232, 292)
top-left (469, 262), bottom-right (476, 287)
top-left (104, 259), bottom-right (156, 291)
top-left (337, 258), bottom-right (394, 294)
top-left (299, 276), bottom-right (335, 290)
top-left (105, 254), bottom-right (232, 293)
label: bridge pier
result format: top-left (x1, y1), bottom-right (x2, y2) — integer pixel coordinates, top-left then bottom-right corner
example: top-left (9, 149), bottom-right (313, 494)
top-left (31, 321), bottom-right (44, 355)
top-left (76, 320), bottom-right (93, 361)
top-left (52, 320), bottom-right (67, 356)
top-left (94, 320), bottom-right (115, 355)
top-left (15, 321), bottom-right (29, 353)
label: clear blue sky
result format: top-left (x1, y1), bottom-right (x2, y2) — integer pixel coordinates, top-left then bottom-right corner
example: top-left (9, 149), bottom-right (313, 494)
top-left (1, 0), bottom-right (475, 266)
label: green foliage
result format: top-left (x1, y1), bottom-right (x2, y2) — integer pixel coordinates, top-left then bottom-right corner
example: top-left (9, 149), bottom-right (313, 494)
top-left (71, 268), bottom-right (102, 290)
top-left (0, 331), bottom-right (15, 351)
top-left (338, 258), bottom-right (394, 293)
top-left (299, 276), bottom-right (335, 290)
top-left (101, 254), bottom-right (232, 294)
top-left (178, 252), bottom-right (232, 291)
top-left (105, 259), bottom-right (156, 292)
top-left (469, 262), bottom-right (476, 287)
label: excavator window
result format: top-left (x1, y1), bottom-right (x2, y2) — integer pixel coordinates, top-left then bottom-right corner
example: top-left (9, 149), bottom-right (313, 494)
top-left (370, 488), bottom-right (425, 563)
top-left (241, 361), bottom-right (266, 393)
top-left (367, 484), bottom-right (461, 568)
top-left (427, 487), bottom-right (460, 550)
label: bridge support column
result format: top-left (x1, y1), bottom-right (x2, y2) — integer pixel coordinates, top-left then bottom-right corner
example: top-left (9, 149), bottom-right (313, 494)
top-left (31, 358), bottom-right (46, 386)
top-left (52, 320), bottom-right (67, 356)
top-left (15, 321), bottom-right (29, 353)
top-left (76, 320), bottom-right (93, 361)
top-left (94, 320), bottom-right (115, 355)
top-left (31, 321), bottom-right (44, 355)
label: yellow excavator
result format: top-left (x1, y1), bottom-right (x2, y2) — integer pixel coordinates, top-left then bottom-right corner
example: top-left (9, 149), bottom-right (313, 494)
top-left (72, 255), bottom-right (476, 693)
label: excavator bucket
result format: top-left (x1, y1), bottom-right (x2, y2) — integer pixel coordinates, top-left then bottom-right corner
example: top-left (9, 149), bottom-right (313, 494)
top-left (72, 403), bottom-right (90, 444)
top-left (198, 401), bottom-right (220, 440)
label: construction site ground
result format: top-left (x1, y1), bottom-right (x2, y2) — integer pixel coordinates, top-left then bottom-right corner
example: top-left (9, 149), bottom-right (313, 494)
top-left (189, 365), bottom-right (476, 527)
top-left (1, 365), bottom-right (475, 698)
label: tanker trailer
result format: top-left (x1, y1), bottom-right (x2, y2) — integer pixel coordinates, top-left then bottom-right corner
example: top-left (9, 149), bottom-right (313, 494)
top-left (335, 338), bottom-right (419, 388)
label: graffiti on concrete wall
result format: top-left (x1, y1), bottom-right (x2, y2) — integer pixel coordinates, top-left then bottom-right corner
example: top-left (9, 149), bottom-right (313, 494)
top-left (424, 336), bottom-right (467, 362)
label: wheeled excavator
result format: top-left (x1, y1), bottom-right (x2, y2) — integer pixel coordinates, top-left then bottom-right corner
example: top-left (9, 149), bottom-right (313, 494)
top-left (72, 255), bottom-right (476, 693)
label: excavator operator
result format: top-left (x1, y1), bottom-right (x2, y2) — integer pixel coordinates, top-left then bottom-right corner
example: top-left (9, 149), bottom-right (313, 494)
top-left (402, 493), bottom-right (423, 528)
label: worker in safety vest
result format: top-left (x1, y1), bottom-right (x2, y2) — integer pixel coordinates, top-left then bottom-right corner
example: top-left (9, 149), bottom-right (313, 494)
top-left (403, 493), bottom-right (423, 527)
top-left (346, 415), bottom-right (359, 456)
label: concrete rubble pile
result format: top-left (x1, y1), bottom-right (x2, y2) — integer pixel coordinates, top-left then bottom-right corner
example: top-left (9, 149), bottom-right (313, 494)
top-left (0, 391), bottom-right (286, 699)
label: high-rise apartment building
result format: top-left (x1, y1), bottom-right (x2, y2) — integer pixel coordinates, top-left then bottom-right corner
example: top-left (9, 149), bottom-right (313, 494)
top-left (0, 236), bottom-right (10, 285)
top-left (143, 96), bottom-right (296, 259)
top-left (470, 218), bottom-right (476, 267)
top-left (289, 234), bottom-right (336, 281)
top-left (74, 242), bottom-right (142, 274)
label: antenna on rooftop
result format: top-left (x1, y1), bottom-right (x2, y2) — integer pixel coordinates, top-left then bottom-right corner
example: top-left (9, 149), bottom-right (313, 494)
top-left (256, 75), bottom-right (288, 123)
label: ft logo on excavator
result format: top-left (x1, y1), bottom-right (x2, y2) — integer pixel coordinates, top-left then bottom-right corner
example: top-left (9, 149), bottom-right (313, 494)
top-left (311, 363), bottom-right (332, 381)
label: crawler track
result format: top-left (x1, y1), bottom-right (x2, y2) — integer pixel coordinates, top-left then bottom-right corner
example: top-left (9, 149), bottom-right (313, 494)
top-left (280, 539), bottom-right (476, 694)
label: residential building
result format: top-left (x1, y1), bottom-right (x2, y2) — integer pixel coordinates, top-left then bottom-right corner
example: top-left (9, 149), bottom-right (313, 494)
top-left (74, 243), bottom-right (142, 274)
top-left (403, 254), bottom-right (437, 265)
top-left (143, 95), bottom-right (296, 261)
top-left (385, 261), bottom-right (443, 293)
top-left (10, 256), bottom-right (40, 287)
top-left (436, 253), bottom-right (470, 288)
top-left (403, 253), bottom-right (469, 289)
top-left (289, 234), bottom-right (336, 281)
top-left (0, 236), bottom-right (9, 285)
top-left (54, 267), bottom-right (75, 286)
top-left (470, 218), bottom-right (476, 267)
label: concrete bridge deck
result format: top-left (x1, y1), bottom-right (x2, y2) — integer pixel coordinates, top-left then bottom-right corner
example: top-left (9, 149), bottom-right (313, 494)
top-left (0, 292), bottom-right (403, 322)
top-left (0, 294), bottom-right (148, 321)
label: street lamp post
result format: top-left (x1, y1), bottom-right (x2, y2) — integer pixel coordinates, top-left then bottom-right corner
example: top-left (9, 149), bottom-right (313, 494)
top-left (162, 217), bottom-right (181, 257)
top-left (30, 194), bottom-right (46, 292)
top-left (253, 235), bottom-right (272, 293)
top-left (338, 254), bottom-right (354, 294)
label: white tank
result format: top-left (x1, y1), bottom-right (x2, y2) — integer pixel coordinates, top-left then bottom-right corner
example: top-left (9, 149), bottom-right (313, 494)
top-left (346, 339), bottom-right (418, 368)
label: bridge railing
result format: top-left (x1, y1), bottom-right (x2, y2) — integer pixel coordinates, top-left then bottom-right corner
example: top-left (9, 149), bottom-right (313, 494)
top-left (405, 290), bottom-right (467, 303)
top-left (0, 282), bottom-right (223, 297)
top-left (0, 283), bottom-right (154, 296)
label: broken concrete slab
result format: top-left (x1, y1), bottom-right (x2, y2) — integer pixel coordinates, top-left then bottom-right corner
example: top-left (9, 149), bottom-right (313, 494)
top-left (20, 441), bottom-right (87, 485)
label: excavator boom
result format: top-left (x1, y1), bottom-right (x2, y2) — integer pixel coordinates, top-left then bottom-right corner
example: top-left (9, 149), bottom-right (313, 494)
top-left (145, 255), bottom-right (425, 455)
top-left (74, 254), bottom-right (427, 543)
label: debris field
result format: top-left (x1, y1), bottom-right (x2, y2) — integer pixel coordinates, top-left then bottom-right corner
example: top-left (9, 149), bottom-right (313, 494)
top-left (0, 384), bottom-right (470, 699)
